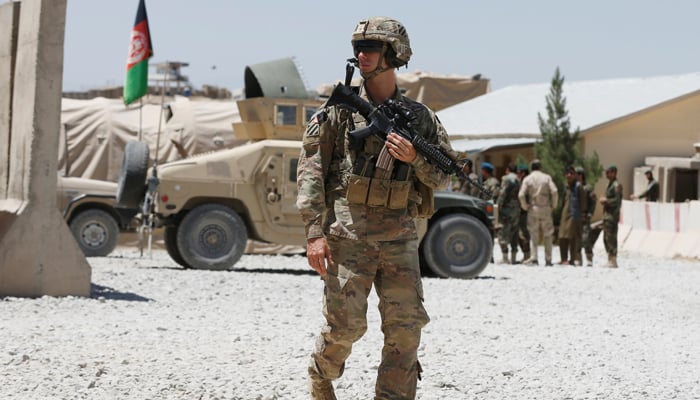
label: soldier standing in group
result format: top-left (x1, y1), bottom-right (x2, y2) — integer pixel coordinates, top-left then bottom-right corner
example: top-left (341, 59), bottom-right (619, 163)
top-left (297, 17), bottom-right (454, 399)
top-left (558, 166), bottom-right (587, 266)
top-left (576, 166), bottom-right (596, 266)
top-left (497, 163), bottom-right (521, 264)
top-left (479, 162), bottom-right (500, 202)
top-left (456, 156), bottom-right (477, 195)
top-left (630, 169), bottom-right (659, 202)
top-left (518, 159), bottom-right (558, 266)
top-left (516, 164), bottom-right (531, 262)
top-left (600, 165), bottom-right (623, 268)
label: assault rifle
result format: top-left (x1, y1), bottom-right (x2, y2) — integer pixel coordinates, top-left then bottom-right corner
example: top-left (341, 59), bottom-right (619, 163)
top-left (325, 83), bottom-right (493, 199)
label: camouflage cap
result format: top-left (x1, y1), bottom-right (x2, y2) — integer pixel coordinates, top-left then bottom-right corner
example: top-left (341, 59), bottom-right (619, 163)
top-left (352, 17), bottom-right (411, 67)
top-left (575, 166), bottom-right (585, 174)
top-left (606, 165), bottom-right (617, 172)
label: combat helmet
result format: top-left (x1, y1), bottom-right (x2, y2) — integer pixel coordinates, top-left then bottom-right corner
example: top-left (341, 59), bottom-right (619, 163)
top-left (352, 17), bottom-right (412, 69)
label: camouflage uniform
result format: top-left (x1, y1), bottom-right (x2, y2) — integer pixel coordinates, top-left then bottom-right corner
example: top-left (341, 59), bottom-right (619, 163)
top-left (518, 167), bottom-right (558, 265)
top-left (602, 172), bottom-right (623, 263)
top-left (516, 166), bottom-right (531, 261)
top-left (580, 182), bottom-right (597, 266)
top-left (497, 170), bottom-right (520, 263)
top-left (482, 176), bottom-right (500, 203)
top-left (297, 80), bottom-right (451, 398)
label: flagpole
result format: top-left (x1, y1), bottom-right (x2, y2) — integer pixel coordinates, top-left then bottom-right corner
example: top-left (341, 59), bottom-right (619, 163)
top-left (154, 61), bottom-right (168, 166)
top-left (138, 98), bottom-right (143, 141)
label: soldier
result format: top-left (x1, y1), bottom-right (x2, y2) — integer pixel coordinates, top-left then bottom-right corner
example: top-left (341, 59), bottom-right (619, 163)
top-left (457, 157), bottom-right (478, 195)
top-left (558, 166), bottom-right (587, 266)
top-left (576, 166), bottom-right (597, 266)
top-left (297, 17), bottom-right (453, 399)
top-left (630, 169), bottom-right (659, 202)
top-left (516, 164), bottom-right (531, 262)
top-left (518, 159), bottom-right (558, 266)
top-left (599, 165), bottom-right (623, 268)
top-left (479, 162), bottom-right (500, 202)
top-left (497, 163), bottom-right (521, 264)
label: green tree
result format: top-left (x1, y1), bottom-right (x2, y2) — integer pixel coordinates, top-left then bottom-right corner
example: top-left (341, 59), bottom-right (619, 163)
top-left (535, 67), bottom-right (603, 218)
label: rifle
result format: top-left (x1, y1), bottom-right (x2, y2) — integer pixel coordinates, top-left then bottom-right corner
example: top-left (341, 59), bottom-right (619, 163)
top-left (325, 83), bottom-right (493, 199)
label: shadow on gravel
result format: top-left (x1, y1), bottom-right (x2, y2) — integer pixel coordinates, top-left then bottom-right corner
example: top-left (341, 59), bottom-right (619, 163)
top-left (90, 284), bottom-right (152, 302)
top-left (229, 268), bottom-right (318, 277)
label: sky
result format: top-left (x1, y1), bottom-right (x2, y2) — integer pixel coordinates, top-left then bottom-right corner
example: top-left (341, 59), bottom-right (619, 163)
top-left (53, 0), bottom-right (700, 94)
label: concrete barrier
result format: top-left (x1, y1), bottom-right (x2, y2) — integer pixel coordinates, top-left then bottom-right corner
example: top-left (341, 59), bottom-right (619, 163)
top-left (617, 200), bottom-right (700, 261)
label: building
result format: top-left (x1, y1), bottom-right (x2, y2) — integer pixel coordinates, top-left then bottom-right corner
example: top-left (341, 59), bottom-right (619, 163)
top-left (438, 72), bottom-right (700, 209)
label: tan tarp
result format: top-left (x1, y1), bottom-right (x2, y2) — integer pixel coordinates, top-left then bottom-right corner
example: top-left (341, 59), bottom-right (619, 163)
top-left (317, 71), bottom-right (490, 111)
top-left (58, 96), bottom-right (243, 181)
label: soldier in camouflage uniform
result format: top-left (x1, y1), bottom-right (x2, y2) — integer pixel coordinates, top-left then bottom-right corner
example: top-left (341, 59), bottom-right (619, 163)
top-left (479, 162), bottom-right (500, 202)
top-left (518, 159), bottom-right (558, 266)
top-left (599, 165), bottom-right (623, 268)
top-left (576, 166), bottom-right (596, 266)
top-left (296, 17), bottom-right (454, 400)
top-left (558, 166), bottom-right (587, 266)
top-left (516, 164), bottom-right (531, 262)
top-left (497, 163), bottom-right (521, 264)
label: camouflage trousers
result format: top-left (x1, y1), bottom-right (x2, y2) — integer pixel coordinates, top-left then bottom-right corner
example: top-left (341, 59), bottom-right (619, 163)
top-left (310, 235), bottom-right (430, 399)
top-left (603, 216), bottom-right (619, 256)
top-left (498, 213), bottom-right (520, 254)
top-left (527, 208), bottom-right (554, 262)
top-left (518, 211), bottom-right (530, 254)
top-left (580, 216), bottom-right (593, 261)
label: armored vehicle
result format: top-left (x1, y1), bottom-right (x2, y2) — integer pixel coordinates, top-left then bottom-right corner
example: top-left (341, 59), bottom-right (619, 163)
top-left (58, 176), bottom-right (138, 256)
top-left (117, 58), bottom-right (493, 278)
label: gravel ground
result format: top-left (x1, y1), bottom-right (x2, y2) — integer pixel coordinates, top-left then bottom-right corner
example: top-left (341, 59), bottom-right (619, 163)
top-left (1, 246), bottom-right (699, 400)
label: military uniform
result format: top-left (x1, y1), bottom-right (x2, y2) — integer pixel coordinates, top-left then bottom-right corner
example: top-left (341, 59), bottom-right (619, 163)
top-left (518, 166), bottom-right (558, 265)
top-left (516, 166), bottom-right (531, 262)
top-left (601, 166), bottom-right (623, 267)
top-left (297, 80), bottom-right (451, 398)
top-left (558, 178), bottom-right (586, 265)
top-left (580, 182), bottom-right (597, 266)
top-left (497, 170), bottom-right (520, 263)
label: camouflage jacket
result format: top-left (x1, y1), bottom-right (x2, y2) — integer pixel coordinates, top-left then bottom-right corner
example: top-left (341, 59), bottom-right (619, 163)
top-left (296, 83), bottom-right (452, 241)
top-left (497, 172), bottom-right (520, 218)
top-left (482, 176), bottom-right (500, 202)
top-left (603, 179), bottom-right (623, 220)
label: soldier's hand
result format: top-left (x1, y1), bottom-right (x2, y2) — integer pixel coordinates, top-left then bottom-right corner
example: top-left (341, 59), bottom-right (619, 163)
top-left (599, 197), bottom-right (607, 204)
top-left (306, 237), bottom-right (333, 277)
top-left (387, 132), bottom-right (417, 163)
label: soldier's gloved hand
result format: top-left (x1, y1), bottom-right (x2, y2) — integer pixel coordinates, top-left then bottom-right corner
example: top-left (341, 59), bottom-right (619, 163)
top-left (306, 237), bottom-right (333, 278)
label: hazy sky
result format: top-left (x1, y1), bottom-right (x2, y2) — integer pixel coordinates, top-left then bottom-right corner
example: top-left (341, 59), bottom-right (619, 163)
top-left (55, 0), bottom-right (700, 93)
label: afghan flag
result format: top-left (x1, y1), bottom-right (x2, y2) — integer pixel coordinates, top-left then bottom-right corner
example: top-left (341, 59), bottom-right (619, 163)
top-left (123, 0), bottom-right (153, 105)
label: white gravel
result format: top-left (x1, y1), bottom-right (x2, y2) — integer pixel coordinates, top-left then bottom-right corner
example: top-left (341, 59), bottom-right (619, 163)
top-left (1, 246), bottom-right (699, 400)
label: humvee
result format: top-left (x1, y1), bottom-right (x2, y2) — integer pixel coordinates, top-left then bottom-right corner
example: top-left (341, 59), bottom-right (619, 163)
top-left (117, 58), bottom-right (493, 278)
top-left (57, 175), bottom-right (138, 256)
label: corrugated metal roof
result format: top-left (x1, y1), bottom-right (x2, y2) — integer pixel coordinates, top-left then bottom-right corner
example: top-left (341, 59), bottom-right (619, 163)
top-left (438, 72), bottom-right (700, 137)
top-left (450, 137), bottom-right (537, 154)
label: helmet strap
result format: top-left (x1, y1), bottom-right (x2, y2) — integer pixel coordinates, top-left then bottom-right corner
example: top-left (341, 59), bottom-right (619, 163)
top-left (359, 42), bottom-right (391, 80)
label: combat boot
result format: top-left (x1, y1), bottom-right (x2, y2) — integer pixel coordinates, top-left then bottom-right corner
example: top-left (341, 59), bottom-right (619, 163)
top-left (520, 251), bottom-right (531, 264)
top-left (606, 255), bottom-right (618, 268)
top-left (510, 251), bottom-right (518, 265)
top-left (499, 248), bottom-right (509, 264)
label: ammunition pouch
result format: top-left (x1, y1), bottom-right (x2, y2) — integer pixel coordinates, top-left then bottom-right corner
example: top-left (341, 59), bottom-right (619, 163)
top-left (345, 156), bottom-right (412, 209)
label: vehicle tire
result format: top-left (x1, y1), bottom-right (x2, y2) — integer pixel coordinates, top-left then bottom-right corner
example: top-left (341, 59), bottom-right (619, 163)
top-left (176, 204), bottom-right (248, 270)
top-left (164, 225), bottom-right (187, 267)
top-left (421, 213), bottom-right (492, 279)
top-left (69, 209), bottom-right (120, 257)
top-left (116, 140), bottom-right (149, 208)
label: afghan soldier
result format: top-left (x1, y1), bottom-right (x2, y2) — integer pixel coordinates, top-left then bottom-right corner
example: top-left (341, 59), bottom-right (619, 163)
top-left (630, 169), bottom-right (659, 202)
top-left (479, 162), bottom-right (500, 202)
top-left (297, 17), bottom-right (453, 399)
top-left (497, 163), bottom-right (521, 264)
top-left (516, 164), bottom-right (531, 262)
top-left (599, 165), bottom-right (623, 268)
top-left (558, 166), bottom-right (587, 266)
top-left (576, 166), bottom-right (596, 266)
top-left (518, 159), bottom-right (558, 266)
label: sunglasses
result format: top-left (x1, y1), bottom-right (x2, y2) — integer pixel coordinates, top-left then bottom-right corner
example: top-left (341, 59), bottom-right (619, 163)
top-left (353, 40), bottom-right (384, 56)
